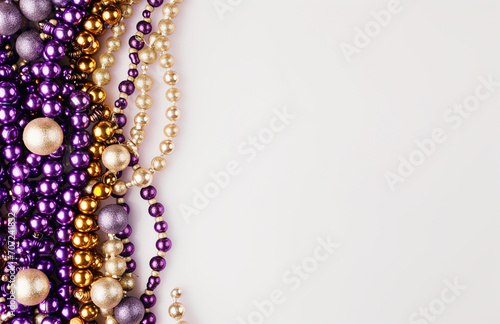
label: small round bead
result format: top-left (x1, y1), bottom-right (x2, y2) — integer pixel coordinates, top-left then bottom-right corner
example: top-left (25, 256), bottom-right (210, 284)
top-left (135, 112), bottom-right (150, 125)
top-left (100, 52), bottom-right (116, 68)
top-left (135, 74), bottom-right (154, 92)
top-left (158, 19), bottom-right (175, 35)
top-left (159, 53), bottom-right (174, 68)
top-left (138, 47), bottom-right (157, 64)
top-left (132, 168), bottom-right (153, 188)
top-left (106, 36), bottom-right (121, 52)
top-left (151, 156), bottom-right (167, 171)
top-left (159, 140), bottom-right (174, 154)
top-left (136, 93), bottom-right (153, 109)
top-left (166, 106), bottom-right (180, 121)
top-left (163, 70), bottom-right (178, 85)
top-left (153, 36), bottom-right (170, 52)
top-left (164, 124), bottom-right (179, 137)
top-left (166, 87), bottom-right (181, 102)
top-left (92, 68), bottom-right (112, 86)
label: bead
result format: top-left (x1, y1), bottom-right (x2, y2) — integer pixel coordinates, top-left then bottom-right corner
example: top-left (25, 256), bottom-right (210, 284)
top-left (76, 31), bottom-right (95, 49)
top-left (98, 204), bottom-right (128, 234)
top-left (120, 276), bottom-right (136, 291)
top-left (77, 56), bottom-right (97, 74)
top-left (171, 287), bottom-right (182, 299)
top-left (72, 269), bottom-right (93, 287)
top-left (100, 52), bottom-right (116, 68)
top-left (106, 36), bottom-right (122, 52)
top-left (102, 239), bottom-right (124, 256)
top-left (102, 144), bottom-right (131, 172)
top-left (159, 139), bottom-right (174, 154)
top-left (74, 214), bottom-right (95, 233)
top-left (135, 74), bottom-right (154, 92)
top-left (132, 168), bottom-right (154, 188)
top-left (79, 303), bottom-right (98, 321)
top-left (89, 142), bottom-right (105, 159)
top-left (82, 39), bottom-right (100, 55)
top-left (93, 182), bottom-right (112, 199)
top-left (138, 47), bottom-right (157, 64)
top-left (93, 68), bottom-right (112, 86)
top-left (151, 156), bottom-right (167, 171)
top-left (72, 250), bottom-right (93, 269)
top-left (153, 35), bottom-right (171, 52)
top-left (78, 197), bottom-right (99, 214)
top-left (102, 5), bottom-right (122, 25)
top-left (136, 93), bottom-right (153, 110)
top-left (163, 70), bottom-right (178, 85)
top-left (105, 257), bottom-right (127, 277)
top-left (23, 118), bottom-right (64, 156)
top-left (0, 3), bottom-right (22, 35)
top-left (168, 302), bottom-right (185, 320)
top-left (83, 14), bottom-right (105, 35)
top-left (134, 112), bottom-right (150, 125)
top-left (87, 161), bottom-right (102, 177)
top-left (166, 106), bottom-right (180, 121)
top-left (16, 31), bottom-right (45, 61)
top-left (114, 297), bottom-right (145, 324)
top-left (158, 19), bottom-right (175, 35)
top-left (113, 180), bottom-right (128, 196)
top-left (93, 121), bottom-right (115, 142)
top-left (88, 86), bottom-right (107, 103)
top-left (163, 3), bottom-right (179, 18)
top-left (90, 277), bottom-right (123, 309)
top-left (112, 22), bottom-right (127, 36)
top-left (20, 0), bottom-right (52, 21)
top-left (159, 53), bottom-right (175, 68)
top-left (13, 269), bottom-right (50, 306)
top-left (105, 316), bottom-right (119, 324)
top-left (166, 87), bottom-right (181, 102)
top-left (164, 124), bottom-right (179, 137)
top-left (120, 4), bottom-right (133, 19)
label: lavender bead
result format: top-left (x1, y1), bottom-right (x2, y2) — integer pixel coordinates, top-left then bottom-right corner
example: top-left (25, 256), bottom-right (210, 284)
top-left (20, 0), bottom-right (52, 21)
top-left (0, 3), bottom-right (22, 35)
top-left (114, 297), bottom-right (145, 324)
top-left (16, 31), bottom-right (44, 61)
top-left (98, 204), bottom-right (128, 234)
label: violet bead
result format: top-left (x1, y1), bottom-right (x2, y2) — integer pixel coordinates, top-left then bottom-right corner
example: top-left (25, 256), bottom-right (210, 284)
top-left (116, 224), bottom-right (132, 239)
top-left (23, 93), bottom-right (42, 112)
top-left (62, 6), bottom-right (83, 24)
top-left (38, 238), bottom-right (55, 255)
top-left (72, 0), bottom-right (91, 7)
top-left (141, 313), bottom-right (156, 324)
top-left (29, 214), bottom-right (48, 232)
top-left (60, 302), bottom-right (78, 320)
top-left (53, 23), bottom-right (75, 43)
top-left (0, 64), bottom-right (14, 79)
top-left (69, 90), bottom-right (90, 111)
top-left (0, 124), bottom-right (19, 143)
top-left (37, 198), bottom-right (57, 215)
top-left (119, 80), bottom-right (135, 95)
top-left (141, 186), bottom-right (157, 199)
top-left (38, 178), bottom-right (59, 196)
top-left (137, 21), bottom-right (152, 34)
top-left (16, 30), bottom-right (45, 61)
top-left (10, 199), bottom-right (30, 218)
top-left (140, 293), bottom-right (156, 308)
top-left (154, 221), bottom-right (168, 233)
top-left (0, 81), bottom-right (18, 102)
top-left (3, 144), bottom-right (22, 161)
top-left (150, 256), bottom-right (166, 271)
top-left (39, 81), bottom-right (60, 99)
top-left (52, 0), bottom-right (70, 6)
top-left (127, 260), bottom-right (137, 272)
top-left (71, 130), bottom-right (90, 149)
top-left (10, 317), bottom-right (32, 324)
top-left (98, 204), bottom-right (128, 234)
top-left (156, 237), bottom-right (172, 252)
top-left (55, 226), bottom-right (72, 243)
top-left (55, 207), bottom-right (75, 225)
top-left (115, 114), bottom-right (127, 128)
top-left (14, 221), bottom-right (29, 239)
top-left (69, 150), bottom-right (90, 169)
top-left (36, 257), bottom-right (55, 276)
top-left (148, 203), bottom-right (164, 217)
top-left (71, 112), bottom-right (90, 129)
top-left (12, 182), bottom-right (32, 199)
top-left (43, 40), bottom-right (66, 61)
top-left (49, 144), bottom-right (66, 159)
top-left (0, 3), bottom-right (22, 35)
top-left (121, 242), bottom-right (135, 257)
top-left (54, 245), bottom-right (74, 263)
top-left (57, 284), bottom-right (74, 302)
top-left (56, 264), bottom-right (74, 282)
top-left (0, 104), bottom-right (18, 123)
top-left (61, 187), bottom-right (80, 205)
top-left (41, 62), bottom-right (62, 79)
top-left (60, 83), bottom-right (75, 97)
top-left (39, 296), bottom-right (60, 314)
top-left (0, 186), bottom-right (7, 204)
top-left (146, 276), bottom-right (161, 291)
top-left (42, 160), bottom-right (63, 177)
top-left (10, 162), bottom-right (30, 181)
top-left (67, 169), bottom-right (87, 187)
top-left (42, 316), bottom-right (62, 324)
top-left (148, 0), bottom-right (164, 7)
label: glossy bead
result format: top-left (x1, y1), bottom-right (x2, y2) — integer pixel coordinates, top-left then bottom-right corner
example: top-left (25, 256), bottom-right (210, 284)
top-left (93, 121), bottom-right (115, 142)
top-left (171, 287), bottom-right (182, 299)
top-left (93, 182), bottom-right (112, 199)
top-left (72, 269), bottom-right (93, 287)
top-left (76, 31), bottom-right (94, 49)
top-left (74, 214), bottom-right (95, 233)
top-left (102, 5), bottom-right (121, 25)
top-left (78, 197), bottom-right (99, 214)
top-left (168, 302), bottom-right (185, 320)
top-left (72, 250), bottom-right (93, 269)
top-left (164, 123), bottom-right (179, 137)
top-left (102, 144), bottom-right (131, 172)
top-left (79, 303), bottom-right (98, 321)
top-left (77, 56), bottom-right (97, 74)
top-left (163, 70), bottom-right (178, 85)
top-left (132, 168), bottom-right (153, 188)
top-left (105, 257), bottom-right (127, 277)
top-left (88, 142), bottom-right (105, 160)
top-left (83, 14), bottom-right (104, 35)
top-left (166, 87), bottom-right (181, 102)
top-left (88, 86), bottom-right (106, 103)
top-left (82, 39), bottom-right (100, 54)
top-left (166, 106), bottom-right (180, 121)
top-left (90, 277), bottom-right (123, 309)
top-left (13, 269), bottom-right (50, 306)
top-left (159, 139), bottom-right (174, 154)
top-left (23, 118), bottom-right (64, 156)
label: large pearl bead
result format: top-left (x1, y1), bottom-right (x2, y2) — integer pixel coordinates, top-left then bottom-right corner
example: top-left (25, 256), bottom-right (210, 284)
top-left (90, 277), bottom-right (123, 309)
top-left (132, 168), bottom-right (153, 188)
top-left (98, 204), bottom-right (128, 234)
top-left (102, 144), bottom-right (131, 172)
top-left (13, 269), bottom-right (50, 306)
top-left (23, 118), bottom-right (64, 156)
top-left (114, 297), bottom-right (145, 324)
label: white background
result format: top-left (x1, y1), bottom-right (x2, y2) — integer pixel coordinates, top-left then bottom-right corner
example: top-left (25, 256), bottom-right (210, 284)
top-left (107, 1), bottom-right (500, 323)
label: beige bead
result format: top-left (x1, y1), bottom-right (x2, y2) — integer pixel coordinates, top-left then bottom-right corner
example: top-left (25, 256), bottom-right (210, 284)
top-left (135, 74), bottom-right (154, 92)
top-left (111, 22), bottom-right (126, 36)
top-left (100, 52), bottom-right (116, 68)
top-left (159, 53), bottom-right (175, 68)
top-left (120, 276), bottom-right (136, 291)
top-left (90, 277), bottom-right (123, 309)
top-left (151, 156), bottom-right (167, 171)
top-left (164, 124), bottom-right (179, 137)
top-left (168, 302), bottom-right (185, 320)
top-left (113, 180), bottom-right (128, 196)
top-left (153, 36), bottom-right (170, 52)
top-left (138, 47), bottom-right (157, 64)
top-left (166, 88), bottom-right (181, 102)
top-left (13, 269), bottom-right (50, 306)
top-left (35, 314), bottom-right (47, 324)
top-left (105, 257), bottom-right (127, 277)
top-left (158, 19), bottom-right (175, 35)
top-left (132, 168), bottom-right (154, 188)
top-left (102, 239), bottom-right (124, 256)
top-left (84, 179), bottom-right (98, 195)
top-left (92, 68), bottom-right (111, 86)
top-left (136, 93), bottom-right (153, 110)
top-left (135, 112), bottom-right (150, 126)
top-left (101, 308), bottom-right (114, 317)
top-left (120, 4), bottom-right (133, 18)
top-left (105, 317), bottom-right (119, 324)
top-left (23, 118), bottom-right (64, 156)
top-left (171, 287), bottom-right (182, 299)
top-left (159, 140), bottom-right (174, 154)
top-left (148, 32), bottom-right (160, 46)
top-left (102, 144), bottom-right (131, 172)
top-left (106, 36), bottom-right (121, 52)
top-left (163, 70), bottom-right (178, 85)
top-left (166, 106), bottom-right (180, 121)
top-left (163, 3), bottom-right (179, 18)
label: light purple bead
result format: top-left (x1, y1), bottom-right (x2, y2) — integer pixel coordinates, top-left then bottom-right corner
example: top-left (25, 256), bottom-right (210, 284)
top-left (69, 90), bottom-right (90, 111)
top-left (114, 297), bottom-right (145, 324)
top-left (0, 3), bottom-right (22, 35)
top-left (20, 0), bottom-right (52, 21)
top-left (98, 204), bottom-right (128, 234)
top-left (16, 30), bottom-right (44, 61)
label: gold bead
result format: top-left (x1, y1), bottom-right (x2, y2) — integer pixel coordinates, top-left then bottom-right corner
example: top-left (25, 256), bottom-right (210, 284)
top-left (23, 118), bottom-right (64, 156)
top-left (89, 233), bottom-right (99, 249)
top-left (74, 214), bottom-right (95, 233)
top-left (102, 6), bottom-right (122, 25)
top-left (111, 22), bottom-right (126, 36)
top-left (171, 287), bottom-right (182, 299)
top-left (130, 127), bottom-right (146, 146)
top-left (153, 36), bottom-right (170, 52)
top-left (102, 172), bottom-right (117, 185)
top-left (168, 302), bottom-right (185, 320)
top-left (113, 180), bottom-right (128, 196)
top-left (93, 121), bottom-right (115, 142)
top-left (83, 179), bottom-right (98, 196)
top-left (136, 93), bottom-right (153, 110)
top-left (12, 269), bottom-right (50, 306)
top-left (163, 70), bottom-right (178, 85)
top-left (138, 47), bottom-right (157, 64)
top-left (90, 253), bottom-right (104, 270)
top-left (79, 303), bottom-right (98, 321)
top-left (159, 53), bottom-right (175, 68)
top-left (166, 87), bottom-right (181, 102)
top-left (105, 257), bottom-right (127, 277)
top-left (106, 36), bottom-right (121, 52)
top-left (93, 182), bottom-right (112, 199)
top-left (80, 82), bottom-right (94, 93)
top-left (87, 161), bottom-right (102, 178)
top-left (88, 85), bottom-right (107, 103)
top-left (89, 142), bottom-right (105, 160)
top-left (134, 112), bottom-right (150, 126)
top-left (73, 250), bottom-right (94, 269)
top-left (102, 144), bottom-right (131, 172)
top-left (83, 14), bottom-right (105, 35)
top-left (100, 52), bottom-right (116, 68)
top-left (73, 269), bottom-right (94, 288)
top-left (101, 308), bottom-right (114, 317)
top-left (132, 168), bottom-right (154, 188)
top-left (72, 232), bottom-right (92, 249)
top-left (151, 156), bottom-right (167, 171)
top-left (92, 68), bottom-right (111, 86)
top-left (120, 275), bottom-right (135, 291)
top-left (82, 39), bottom-right (100, 55)
top-left (76, 31), bottom-right (95, 49)
top-left (73, 287), bottom-right (92, 303)
top-left (159, 140), bottom-right (174, 154)
top-left (119, 4), bottom-right (133, 19)
top-left (166, 106), bottom-right (180, 121)
top-left (163, 3), bottom-right (179, 18)
top-left (158, 19), bottom-right (175, 35)
top-left (148, 32), bottom-right (160, 46)
top-left (79, 197), bottom-right (100, 214)
top-left (135, 74), bottom-right (154, 92)
top-left (164, 124), bottom-right (179, 137)
top-left (77, 56), bottom-right (97, 73)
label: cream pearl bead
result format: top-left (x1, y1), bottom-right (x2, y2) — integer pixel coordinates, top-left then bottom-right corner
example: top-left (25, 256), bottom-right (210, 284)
top-left (13, 269), bottom-right (50, 306)
top-left (148, 32), bottom-right (161, 46)
top-left (163, 70), bottom-right (178, 85)
top-left (105, 257), bottom-right (127, 277)
top-left (163, 3), bottom-right (179, 18)
top-left (151, 156), bottom-right (167, 171)
top-left (132, 168), bottom-right (154, 188)
top-left (153, 36), bottom-right (170, 52)
top-left (102, 239), bottom-right (124, 256)
top-left (168, 302), bottom-right (185, 320)
top-left (106, 36), bottom-right (121, 52)
top-left (105, 316), bottom-right (119, 324)
top-left (111, 22), bottom-right (126, 36)
top-left (90, 277), bottom-right (123, 309)
top-left (102, 144), bottom-right (131, 172)
top-left (158, 19), bottom-right (175, 35)
top-left (100, 52), bottom-right (116, 68)
top-left (92, 68), bottom-right (112, 86)
top-left (164, 123), bottom-right (179, 137)
top-left (171, 287), bottom-right (182, 299)
top-left (135, 74), bottom-right (154, 92)
top-left (23, 118), bottom-right (64, 156)
top-left (113, 180), bottom-right (128, 196)
top-left (135, 112), bottom-right (150, 126)
top-left (101, 308), bottom-right (114, 317)
top-left (166, 87), bottom-right (181, 102)
top-left (138, 47), bottom-right (157, 64)
top-left (159, 53), bottom-right (175, 68)
top-left (120, 4), bottom-right (133, 19)
top-left (159, 140), bottom-right (175, 154)
top-left (120, 276), bottom-right (136, 291)
top-left (35, 314), bottom-right (47, 324)
top-left (136, 93), bottom-right (153, 110)
top-left (166, 106), bottom-right (180, 121)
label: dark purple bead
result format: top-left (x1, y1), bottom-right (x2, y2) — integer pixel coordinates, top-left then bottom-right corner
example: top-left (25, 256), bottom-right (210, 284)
top-left (67, 169), bottom-right (87, 187)
top-left (148, 203), bottom-right (164, 217)
top-left (54, 245), bottom-right (74, 263)
top-left (129, 36), bottom-right (144, 50)
top-left (61, 187), bottom-right (81, 206)
top-left (36, 257), bottom-right (55, 276)
top-left (150, 256), bottom-right (166, 271)
top-left (55, 226), bottom-right (72, 243)
top-left (43, 40), bottom-right (66, 61)
top-left (39, 238), bottom-right (55, 255)
top-left (60, 302), bottom-right (78, 320)
top-left (37, 198), bottom-right (57, 215)
top-left (57, 284), bottom-right (74, 302)
top-left (55, 207), bottom-right (75, 225)
top-left (56, 264), bottom-right (74, 282)
top-left (10, 199), bottom-right (30, 218)
top-left (146, 276), bottom-right (161, 290)
top-left (53, 23), bottom-right (75, 43)
top-left (115, 98), bottom-right (127, 109)
top-left (60, 83), bottom-right (75, 97)
top-left (70, 112), bottom-right (89, 129)
top-left (0, 104), bottom-right (18, 123)
top-left (154, 221), bottom-right (168, 233)
top-left (141, 312), bottom-right (156, 324)
top-left (116, 134), bottom-right (125, 143)
top-left (130, 52), bottom-right (140, 64)
top-left (0, 124), bottom-right (19, 143)
top-left (14, 221), bottom-right (29, 239)
top-left (143, 10), bottom-right (151, 18)
top-left (41, 62), bottom-right (62, 79)
top-left (148, 0), bottom-right (164, 7)
top-left (118, 80), bottom-right (134, 95)
top-left (141, 186), bottom-right (157, 199)
top-left (129, 154), bottom-right (139, 166)
top-left (115, 114), bottom-right (126, 128)
top-left (71, 0), bottom-right (91, 7)
top-left (121, 242), bottom-right (134, 257)
top-left (140, 293), bottom-right (156, 308)
top-left (0, 64), bottom-right (13, 79)
top-left (69, 90), bottom-right (90, 111)
top-left (42, 160), bottom-right (63, 178)
top-left (137, 21), bottom-right (152, 34)
top-left (49, 144), bottom-right (66, 159)
top-left (0, 81), bottom-right (18, 102)
top-left (156, 238), bottom-right (171, 252)
top-left (62, 6), bottom-right (84, 24)
top-left (126, 259), bottom-right (137, 272)
top-left (42, 316), bottom-right (62, 324)
top-left (128, 69), bottom-right (139, 78)
top-left (116, 224), bottom-right (132, 239)
top-left (69, 150), bottom-right (90, 168)
top-left (39, 296), bottom-right (60, 314)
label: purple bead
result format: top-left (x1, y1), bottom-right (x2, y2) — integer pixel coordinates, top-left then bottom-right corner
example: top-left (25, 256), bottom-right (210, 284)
top-left (115, 114), bottom-right (126, 128)
top-left (69, 90), bottom-right (90, 111)
top-left (114, 297), bottom-right (145, 324)
top-left (41, 62), bottom-right (62, 79)
top-left (39, 296), bottom-right (60, 314)
top-left (60, 83), bottom-right (75, 97)
top-left (0, 3), bottom-right (22, 35)
top-left (119, 80), bottom-right (135, 95)
top-left (154, 221), bottom-right (168, 233)
top-left (71, 112), bottom-right (90, 129)
top-left (39, 238), bottom-right (55, 255)
top-left (148, 0), bottom-right (164, 7)
top-left (148, 203), bottom-right (164, 217)
top-left (10, 199), bottom-right (30, 218)
top-left (60, 302), bottom-right (78, 320)
top-left (55, 226), bottom-right (72, 243)
top-left (156, 238), bottom-right (171, 252)
top-left (55, 207), bottom-right (75, 225)
top-left (115, 98), bottom-right (127, 109)
top-left (142, 10), bottom-right (151, 18)
top-left (71, 130), bottom-right (90, 149)
top-left (36, 257), bottom-right (55, 276)
top-left (29, 214), bottom-right (48, 232)
top-left (121, 242), bottom-right (134, 257)
top-left (49, 144), bottom-right (66, 159)
top-left (61, 187), bottom-right (80, 205)
top-left (39, 81), bottom-right (60, 99)
top-left (126, 259), bottom-right (136, 272)
top-left (150, 256), bottom-right (166, 271)
top-left (128, 69), bottom-right (139, 78)
top-left (129, 36), bottom-right (144, 50)
top-left (3, 144), bottom-right (22, 161)
top-left (0, 81), bottom-right (18, 102)
top-left (67, 169), bottom-right (87, 187)
top-left (16, 30), bottom-right (44, 61)
top-left (130, 154), bottom-right (139, 166)
top-left (42, 160), bottom-right (63, 177)
top-left (62, 6), bottom-right (83, 24)
top-left (37, 178), bottom-right (59, 196)
top-left (116, 134), bottom-right (125, 143)
top-left (10, 162), bottom-right (30, 181)
top-left (10, 317), bottom-right (32, 324)
top-left (43, 40), bottom-right (66, 61)
top-left (23, 93), bottom-right (42, 112)
top-left (0, 64), bottom-right (14, 79)
top-left (141, 313), bottom-right (156, 324)
top-left (56, 264), bottom-right (74, 282)
top-left (141, 186), bottom-right (157, 200)
top-left (57, 284), bottom-right (74, 301)
top-left (98, 204), bottom-right (128, 234)
top-left (42, 316), bottom-right (62, 324)
top-left (140, 293), bottom-right (156, 308)
top-left (54, 245), bottom-right (74, 263)
top-left (12, 182), bottom-right (32, 199)
top-left (0, 104), bottom-right (18, 123)
top-left (14, 221), bottom-right (29, 239)
top-left (53, 23), bottom-right (75, 43)
top-left (69, 150), bottom-right (90, 169)
top-left (1, 124), bottom-right (19, 143)
top-left (37, 198), bottom-right (57, 214)
top-left (137, 21), bottom-right (152, 34)
top-left (146, 276), bottom-right (161, 290)
top-left (72, 0), bottom-right (91, 7)
top-left (20, 0), bottom-right (52, 21)
top-left (116, 224), bottom-right (132, 239)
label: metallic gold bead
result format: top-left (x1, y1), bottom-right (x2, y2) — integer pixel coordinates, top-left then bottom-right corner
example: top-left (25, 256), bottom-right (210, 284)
top-left (70, 317), bottom-right (85, 324)
top-left (113, 180), bottom-right (128, 196)
top-left (159, 140), bottom-right (174, 154)
top-left (138, 47), bottom-right (157, 64)
top-left (102, 105), bottom-right (112, 120)
top-left (168, 302), bottom-right (185, 320)
top-left (91, 2), bottom-right (103, 14)
top-left (83, 179), bottom-right (98, 196)
top-left (77, 56), bottom-right (97, 73)
top-left (163, 3), bottom-right (179, 18)
top-left (100, 52), bottom-right (116, 68)
top-left (93, 182), bottom-right (112, 199)
top-left (74, 214), bottom-right (96, 233)
top-left (105, 257), bottom-right (127, 277)
top-left (102, 144), bottom-right (131, 172)
top-left (132, 168), bottom-right (153, 188)
top-left (82, 39), bottom-right (100, 55)
top-left (102, 171), bottom-right (117, 186)
top-left (83, 14), bottom-right (105, 35)
top-left (153, 35), bottom-right (170, 52)
top-left (135, 74), bottom-right (154, 92)
top-left (89, 142), bottom-right (105, 160)
top-left (73, 269), bottom-right (94, 288)
top-left (119, 4), bottom-right (133, 19)
top-left (163, 70), bottom-right (178, 85)
top-left (158, 19), bottom-right (175, 35)
top-left (151, 156), bottom-right (167, 171)
top-left (12, 269), bottom-right (50, 306)
top-left (72, 232), bottom-right (92, 249)
top-left (88, 86), bottom-right (107, 103)
top-left (164, 124), bottom-right (179, 137)
top-left (87, 161), bottom-right (102, 178)
top-left (90, 253), bottom-right (104, 270)
top-left (166, 87), bottom-right (181, 102)
top-left (89, 233), bottom-right (99, 248)
top-left (74, 287), bottom-right (92, 303)
top-left (80, 82), bottom-right (94, 93)
top-left (79, 303), bottom-right (98, 321)
top-left (102, 6), bottom-right (122, 25)
top-left (73, 250), bottom-right (94, 269)
top-left (171, 287), bottom-right (182, 299)
top-left (76, 31), bottom-right (95, 49)
top-left (166, 106), bottom-right (180, 121)
top-left (136, 93), bottom-right (153, 110)
top-left (120, 275), bottom-right (136, 291)
top-left (78, 197), bottom-right (100, 214)
top-left (92, 68), bottom-right (111, 86)
top-left (91, 277), bottom-right (123, 309)
top-left (159, 53), bottom-right (174, 68)
top-left (93, 121), bottom-right (115, 142)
